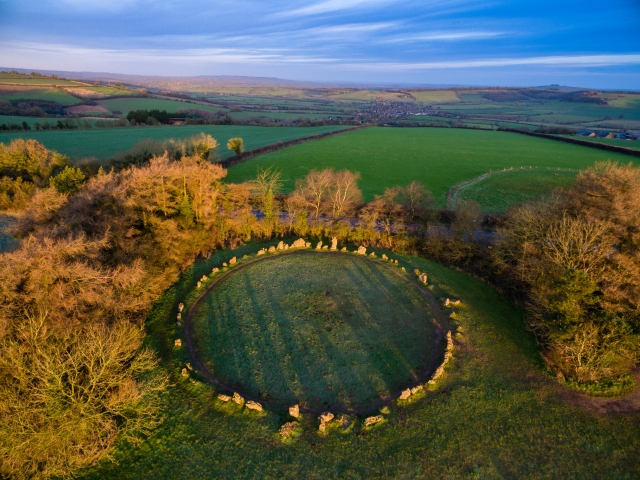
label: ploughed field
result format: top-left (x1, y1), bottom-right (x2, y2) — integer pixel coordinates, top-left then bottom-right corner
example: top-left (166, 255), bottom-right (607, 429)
top-left (225, 127), bottom-right (635, 208)
top-left (190, 252), bottom-right (442, 411)
top-left (81, 243), bottom-right (640, 479)
top-left (0, 125), bottom-right (350, 163)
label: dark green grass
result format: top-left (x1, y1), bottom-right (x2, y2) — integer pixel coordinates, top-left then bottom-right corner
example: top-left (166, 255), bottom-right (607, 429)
top-left (191, 252), bottom-right (440, 411)
top-left (0, 125), bottom-right (349, 163)
top-left (97, 97), bottom-right (221, 114)
top-left (226, 127), bottom-right (634, 205)
top-left (0, 87), bottom-right (82, 105)
top-left (79, 245), bottom-right (640, 479)
top-left (458, 169), bottom-right (577, 213)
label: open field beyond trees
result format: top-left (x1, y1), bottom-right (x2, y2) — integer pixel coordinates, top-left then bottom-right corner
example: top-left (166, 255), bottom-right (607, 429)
top-left (79, 246), bottom-right (640, 479)
top-left (0, 125), bottom-right (350, 162)
top-left (226, 127), bottom-right (635, 208)
top-left (190, 251), bottom-right (442, 411)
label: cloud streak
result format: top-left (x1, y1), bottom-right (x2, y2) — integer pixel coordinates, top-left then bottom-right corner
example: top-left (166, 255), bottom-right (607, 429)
top-left (278, 0), bottom-right (392, 17)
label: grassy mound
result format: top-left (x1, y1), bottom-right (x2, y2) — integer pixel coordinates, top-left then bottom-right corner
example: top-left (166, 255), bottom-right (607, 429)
top-left (190, 252), bottom-right (441, 411)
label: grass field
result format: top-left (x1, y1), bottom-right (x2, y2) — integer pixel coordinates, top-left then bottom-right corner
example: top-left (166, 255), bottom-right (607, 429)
top-left (0, 73), bottom-right (82, 86)
top-left (191, 251), bottom-right (441, 411)
top-left (97, 97), bottom-right (222, 114)
top-left (559, 136), bottom-right (640, 151)
top-left (410, 90), bottom-right (461, 103)
top-left (0, 86), bottom-right (83, 105)
top-left (225, 127), bottom-right (635, 206)
top-left (455, 168), bottom-right (578, 212)
top-left (78, 243), bottom-right (640, 479)
top-left (0, 125), bottom-right (350, 162)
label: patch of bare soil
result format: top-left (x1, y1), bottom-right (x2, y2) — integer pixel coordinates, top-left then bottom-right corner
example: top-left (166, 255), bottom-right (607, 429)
top-left (63, 88), bottom-right (108, 99)
top-left (66, 105), bottom-right (109, 114)
top-left (556, 368), bottom-right (640, 415)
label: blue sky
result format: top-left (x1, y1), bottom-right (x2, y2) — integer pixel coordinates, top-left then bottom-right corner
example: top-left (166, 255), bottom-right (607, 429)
top-left (0, 0), bottom-right (639, 88)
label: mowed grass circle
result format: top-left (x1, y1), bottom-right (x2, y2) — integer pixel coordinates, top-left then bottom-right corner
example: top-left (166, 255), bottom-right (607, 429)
top-left (190, 251), bottom-right (442, 411)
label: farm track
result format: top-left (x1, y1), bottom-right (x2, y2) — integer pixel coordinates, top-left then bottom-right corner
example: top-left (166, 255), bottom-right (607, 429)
top-left (183, 248), bottom-right (447, 415)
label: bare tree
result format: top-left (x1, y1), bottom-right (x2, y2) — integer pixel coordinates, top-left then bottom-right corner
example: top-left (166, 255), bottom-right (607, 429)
top-left (295, 169), bottom-right (333, 220)
top-left (251, 167), bottom-right (283, 209)
top-left (328, 170), bottom-right (362, 218)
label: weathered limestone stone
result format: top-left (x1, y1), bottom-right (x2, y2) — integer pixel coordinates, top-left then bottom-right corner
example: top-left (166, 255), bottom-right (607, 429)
top-left (331, 237), bottom-right (338, 251)
top-left (318, 422), bottom-right (327, 433)
top-left (394, 259), bottom-right (399, 265)
top-left (186, 362), bottom-right (193, 371)
top-left (257, 248), bottom-right (266, 255)
top-left (364, 415), bottom-right (382, 427)
top-left (370, 252), bottom-right (376, 257)
top-left (200, 275), bottom-right (208, 282)
top-left (382, 254), bottom-right (388, 260)
top-left (176, 313), bottom-right (182, 320)
top-left (284, 244), bottom-right (290, 250)
top-left (178, 303), bottom-right (184, 312)
top-left (174, 339), bottom-right (182, 348)
top-left (316, 241), bottom-right (323, 250)
top-left (292, 238), bottom-right (306, 248)
top-left (222, 262), bottom-right (228, 267)
top-left (444, 298), bottom-right (460, 307)
top-left (268, 246), bottom-right (276, 253)
top-left (277, 241), bottom-right (284, 250)
top-left (357, 246), bottom-right (367, 255)
top-left (181, 368), bottom-right (188, 377)
top-left (400, 389), bottom-right (411, 400)
top-left (414, 269), bottom-right (420, 275)
top-left (218, 394), bottom-right (231, 402)
top-left (196, 281), bottom-right (202, 288)
top-left (305, 242), bottom-right (311, 248)
top-left (279, 421), bottom-right (298, 438)
top-left (341, 247), bottom-right (347, 252)
top-left (319, 412), bottom-right (334, 424)
top-left (401, 267), bottom-right (406, 272)
top-left (232, 392), bottom-right (244, 405)
top-left (229, 256), bottom-right (237, 265)
top-left (176, 320), bottom-right (181, 327)
top-left (428, 331), bottom-right (454, 385)
top-left (411, 385), bottom-right (423, 395)
top-left (246, 401), bottom-right (263, 412)
top-left (211, 267), bottom-right (220, 274)
top-left (289, 404), bottom-right (300, 418)
top-left (450, 312), bottom-right (457, 319)
top-left (322, 245), bottom-right (328, 250)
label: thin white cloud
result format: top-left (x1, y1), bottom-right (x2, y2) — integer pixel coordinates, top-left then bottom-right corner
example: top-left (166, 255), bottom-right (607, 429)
top-left (382, 30), bottom-right (506, 43)
top-left (344, 54), bottom-right (640, 70)
top-left (279, 0), bottom-right (392, 17)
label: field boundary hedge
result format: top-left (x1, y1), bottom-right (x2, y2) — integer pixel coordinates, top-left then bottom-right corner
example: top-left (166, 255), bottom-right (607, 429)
top-left (499, 127), bottom-right (640, 158)
top-left (219, 126), bottom-right (368, 168)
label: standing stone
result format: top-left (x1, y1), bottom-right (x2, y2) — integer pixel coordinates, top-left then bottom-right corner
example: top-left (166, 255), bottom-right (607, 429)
top-left (200, 275), bottom-right (208, 282)
top-left (181, 368), bottom-right (188, 377)
top-left (289, 404), bottom-right (300, 418)
top-left (364, 415), bottom-right (383, 427)
top-left (229, 256), bottom-right (237, 265)
top-left (246, 401), bottom-right (263, 412)
top-left (382, 254), bottom-right (388, 260)
top-left (318, 422), bottom-right (327, 433)
top-left (257, 249), bottom-right (266, 255)
top-left (174, 339), bottom-right (182, 348)
top-left (186, 362), bottom-right (193, 371)
top-left (400, 389), bottom-right (411, 400)
top-left (341, 247), bottom-right (347, 252)
top-left (277, 241), bottom-right (284, 250)
top-left (268, 246), bottom-right (276, 253)
top-left (357, 246), bottom-right (367, 255)
top-left (292, 238), bottom-right (306, 248)
top-left (232, 392), bottom-right (244, 405)
top-left (305, 242), bottom-right (311, 248)
top-left (411, 385), bottom-right (423, 395)
top-left (177, 313), bottom-right (182, 320)
top-left (222, 262), bottom-right (228, 267)
top-left (319, 412), bottom-right (334, 423)
top-left (316, 241), bottom-right (323, 250)
top-left (178, 303), bottom-right (184, 312)
top-left (279, 421), bottom-right (298, 438)
top-left (211, 267), bottom-right (220, 274)
top-left (370, 252), bottom-right (376, 257)
top-left (218, 394), bottom-right (231, 402)
top-left (196, 281), bottom-right (202, 288)
top-left (401, 267), bottom-right (406, 272)
top-left (322, 245), bottom-right (328, 250)
top-left (331, 237), bottom-right (338, 251)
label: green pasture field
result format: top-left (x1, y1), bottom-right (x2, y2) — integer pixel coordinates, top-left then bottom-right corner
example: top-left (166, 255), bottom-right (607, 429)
top-left (0, 73), bottom-right (82, 86)
top-left (225, 127), bottom-right (634, 206)
top-left (66, 86), bottom-right (137, 97)
top-left (409, 90), bottom-right (460, 103)
top-left (79, 244), bottom-right (640, 479)
top-left (455, 168), bottom-right (578, 212)
top-left (191, 251), bottom-right (441, 411)
top-left (0, 86), bottom-right (82, 105)
top-left (0, 125), bottom-right (350, 162)
top-left (97, 97), bottom-right (221, 114)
